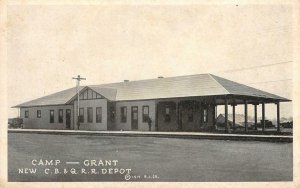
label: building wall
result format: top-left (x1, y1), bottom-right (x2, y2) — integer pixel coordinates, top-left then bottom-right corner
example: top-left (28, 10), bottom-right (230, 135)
top-left (73, 99), bottom-right (108, 131)
top-left (19, 98), bottom-right (214, 132)
top-left (114, 100), bottom-right (156, 131)
top-left (20, 105), bottom-right (74, 129)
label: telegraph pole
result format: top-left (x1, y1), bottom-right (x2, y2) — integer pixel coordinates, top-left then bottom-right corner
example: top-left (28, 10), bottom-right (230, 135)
top-left (72, 75), bottom-right (86, 130)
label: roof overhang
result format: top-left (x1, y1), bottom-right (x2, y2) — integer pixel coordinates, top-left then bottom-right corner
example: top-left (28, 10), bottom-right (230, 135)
top-left (12, 104), bottom-right (73, 108)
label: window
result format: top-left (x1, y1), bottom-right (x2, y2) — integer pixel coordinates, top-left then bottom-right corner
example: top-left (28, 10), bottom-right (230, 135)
top-left (25, 110), bottom-right (29, 118)
top-left (203, 108), bottom-right (208, 123)
top-left (59, 109), bottom-right (63, 123)
top-left (164, 106), bottom-right (171, 122)
top-left (188, 107), bottom-right (193, 122)
top-left (50, 110), bottom-right (54, 123)
top-left (142, 106), bottom-right (149, 122)
top-left (88, 107), bottom-right (93, 123)
top-left (37, 110), bottom-right (41, 118)
top-left (120, 107), bottom-right (127, 123)
top-left (79, 89), bottom-right (102, 100)
top-left (96, 107), bottom-right (102, 123)
top-left (79, 108), bottom-right (84, 123)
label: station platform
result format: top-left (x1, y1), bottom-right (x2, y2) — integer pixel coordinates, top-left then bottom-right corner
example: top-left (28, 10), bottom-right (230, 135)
top-left (8, 128), bottom-right (292, 142)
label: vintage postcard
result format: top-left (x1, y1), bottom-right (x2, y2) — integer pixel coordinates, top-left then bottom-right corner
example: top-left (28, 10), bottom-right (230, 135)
top-left (0, 0), bottom-right (299, 188)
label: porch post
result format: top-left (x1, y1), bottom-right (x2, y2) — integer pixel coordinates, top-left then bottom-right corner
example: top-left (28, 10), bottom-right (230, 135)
top-left (232, 104), bottom-right (236, 131)
top-left (213, 103), bottom-right (218, 130)
top-left (262, 102), bottom-right (265, 131)
top-left (277, 102), bottom-right (280, 132)
top-left (200, 102), bottom-right (204, 128)
top-left (176, 101), bottom-right (181, 131)
top-left (155, 101), bottom-right (158, 131)
top-left (225, 97), bottom-right (231, 133)
top-left (244, 99), bottom-right (248, 132)
top-left (212, 103), bottom-right (216, 126)
top-left (254, 104), bottom-right (258, 130)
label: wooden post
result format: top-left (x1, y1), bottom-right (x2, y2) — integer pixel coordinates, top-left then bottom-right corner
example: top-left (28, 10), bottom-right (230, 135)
top-left (200, 102), bottom-right (204, 128)
top-left (262, 102), bottom-right (265, 131)
top-left (213, 104), bottom-right (217, 130)
top-left (212, 103), bottom-right (215, 126)
top-left (277, 102), bottom-right (280, 132)
top-left (176, 101), bottom-right (182, 131)
top-left (72, 75), bottom-right (86, 130)
top-left (232, 104), bottom-right (236, 131)
top-left (225, 97), bottom-right (230, 133)
top-left (176, 101), bottom-right (179, 130)
top-left (244, 100), bottom-right (248, 132)
top-left (254, 104), bottom-right (257, 130)
top-left (210, 104), bottom-right (216, 126)
top-left (179, 103), bottom-right (183, 131)
top-left (155, 101), bottom-right (158, 131)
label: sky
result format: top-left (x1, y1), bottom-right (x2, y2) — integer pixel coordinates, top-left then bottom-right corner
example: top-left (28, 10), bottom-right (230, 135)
top-left (7, 3), bottom-right (293, 119)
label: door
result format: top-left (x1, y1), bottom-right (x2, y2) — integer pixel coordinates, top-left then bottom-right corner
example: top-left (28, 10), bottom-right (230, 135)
top-left (66, 109), bottom-right (71, 129)
top-left (131, 106), bottom-right (138, 130)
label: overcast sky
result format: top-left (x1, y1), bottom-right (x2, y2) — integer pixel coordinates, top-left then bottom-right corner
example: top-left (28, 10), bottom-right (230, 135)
top-left (7, 3), bottom-right (293, 119)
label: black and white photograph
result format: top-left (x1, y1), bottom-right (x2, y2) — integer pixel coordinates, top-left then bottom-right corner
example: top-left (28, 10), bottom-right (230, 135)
top-left (1, 0), bottom-right (299, 187)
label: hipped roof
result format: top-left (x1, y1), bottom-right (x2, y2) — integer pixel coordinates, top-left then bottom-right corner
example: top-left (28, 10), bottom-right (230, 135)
top-left (13, 74), bottom-right (290, 108)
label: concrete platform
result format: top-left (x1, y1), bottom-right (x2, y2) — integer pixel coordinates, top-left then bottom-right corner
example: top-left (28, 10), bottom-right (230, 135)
top-left (8, 129), bottom-right (293, 142)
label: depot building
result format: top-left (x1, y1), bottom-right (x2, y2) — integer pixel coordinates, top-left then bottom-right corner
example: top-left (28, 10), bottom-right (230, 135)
top-left (13, 74), bottom-right (290, 132)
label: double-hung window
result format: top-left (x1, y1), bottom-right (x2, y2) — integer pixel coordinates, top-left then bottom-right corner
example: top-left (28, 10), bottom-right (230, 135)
top-left (164, 106), bottom-right (171, 122)
top-left (96, 107), bottom-right (102, 123)
top-left (59, 109), bottom-right (63, 123)
top-left (50, 110), bottom-right (54, 123)
top-left (142, 106), bottom-right (149, 122)
top-left (79, 108), bottom-right (84, 123)
top-left (203, 108), bottom-right (208, 123)
top-left (37, 110), bottom-right (41, 118)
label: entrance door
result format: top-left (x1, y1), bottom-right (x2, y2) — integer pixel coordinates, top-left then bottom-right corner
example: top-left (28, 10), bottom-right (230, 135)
top-left (131, 106), bottom-right (138, 130)
top-left (66, 109), bottom-right (71, 129)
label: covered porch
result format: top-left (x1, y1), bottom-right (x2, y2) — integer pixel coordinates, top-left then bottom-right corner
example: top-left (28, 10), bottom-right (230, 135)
top-left (215, 94), bottom-right (290, 133)
top-left (154, 94), bottom-right (290, 134)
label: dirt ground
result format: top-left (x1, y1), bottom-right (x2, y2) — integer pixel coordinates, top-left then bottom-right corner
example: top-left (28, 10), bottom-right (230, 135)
top-left (8, 133), bottom-right (292, 182)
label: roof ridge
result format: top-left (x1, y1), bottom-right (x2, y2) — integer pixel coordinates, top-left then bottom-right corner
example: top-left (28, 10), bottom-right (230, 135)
top-left (208, 74), bottom-right (231, 95)
top-left (210, 74), bottom-right (290, 101)
top-left (88, 73), bottom-right (211, 87)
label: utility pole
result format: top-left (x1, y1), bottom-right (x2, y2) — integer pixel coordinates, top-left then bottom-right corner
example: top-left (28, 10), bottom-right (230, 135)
top-left (72, 75), bottom-right (86, 130)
